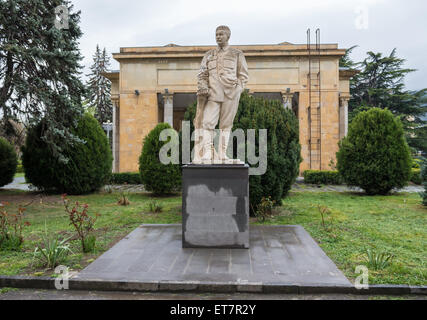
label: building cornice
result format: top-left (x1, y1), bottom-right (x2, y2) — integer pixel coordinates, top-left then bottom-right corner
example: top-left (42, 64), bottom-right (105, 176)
top-left (112, 44), bottom-right (347, 61)
top-left (339, 68), bottom-right (360, 79)
top-left (101, 71), bottom-right (119, 81)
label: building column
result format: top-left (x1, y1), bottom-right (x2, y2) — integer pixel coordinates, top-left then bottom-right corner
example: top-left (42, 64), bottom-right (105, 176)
top-left (163, 91), bottom-right (173, 127)
top-left (281, 91), bottom-right (294, 110)
top-left (112, 99), bottom-right (119, 173)
top-left (339, 95), bottom-right (350, 140)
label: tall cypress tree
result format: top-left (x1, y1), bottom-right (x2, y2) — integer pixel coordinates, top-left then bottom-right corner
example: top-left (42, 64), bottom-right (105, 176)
top-left (0, 0), bottom-right (86, 162)
top-left (86, 45), bottom-right (112, 125)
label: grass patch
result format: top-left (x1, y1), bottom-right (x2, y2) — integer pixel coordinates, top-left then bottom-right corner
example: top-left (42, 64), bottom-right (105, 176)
top-left (255, 191), bottom-right (426, 286)
top-left (0, 189), bottom-right (425, 286)
top-left (0, 191), bottom-right (181, 276)
top-left (0, 287), bottom-right (19, 294)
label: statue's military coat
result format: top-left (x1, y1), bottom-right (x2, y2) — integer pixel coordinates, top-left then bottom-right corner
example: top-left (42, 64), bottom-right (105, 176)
top-left (198, 45), bottom-right (249, 102)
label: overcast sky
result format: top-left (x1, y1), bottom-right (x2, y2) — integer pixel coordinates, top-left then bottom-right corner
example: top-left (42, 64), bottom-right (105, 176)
top-left (71, 0), bottom-right (426, 90)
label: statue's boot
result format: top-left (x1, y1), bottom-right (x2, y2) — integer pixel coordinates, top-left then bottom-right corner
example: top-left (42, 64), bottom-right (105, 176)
top-left (192, 128), bottom-right (204, 163)
top-left (218, 129), bottom-right (233, 164)
top-left (200, 128), bottom-right (214, 164)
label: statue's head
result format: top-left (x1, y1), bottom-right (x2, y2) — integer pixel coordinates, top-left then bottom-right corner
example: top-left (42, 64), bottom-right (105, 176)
top-left (216, 25), bottom-right (231, 47)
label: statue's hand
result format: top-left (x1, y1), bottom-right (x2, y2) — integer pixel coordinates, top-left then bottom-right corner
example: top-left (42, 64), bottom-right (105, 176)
top-left (197, 88), bottom-right (209, 96)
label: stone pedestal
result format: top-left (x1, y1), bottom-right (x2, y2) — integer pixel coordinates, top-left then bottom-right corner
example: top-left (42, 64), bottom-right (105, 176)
top-left (182, 164), bottom-right (249, 249)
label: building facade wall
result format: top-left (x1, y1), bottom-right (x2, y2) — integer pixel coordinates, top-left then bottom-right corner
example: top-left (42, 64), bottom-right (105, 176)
top-left (108, 44), bottom-right (352, 174)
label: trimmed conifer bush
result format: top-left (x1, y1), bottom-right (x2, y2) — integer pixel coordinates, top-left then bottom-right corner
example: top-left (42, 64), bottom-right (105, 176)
top-left (183, 92), bottom-right (302, 212)
top-left (303, 170), bottom-right (343, 185)
top-left (22, 114), bottom-right (112, 194)
top-left (410, 169), bottom-right (422, 185)
top-left (336, 108), bottom-right (412, 195)
top-left (110, 172), bottom-right (142, 185)
top-left (139, 123), bottom-right (181, 195)
top-left (0, 137), bottom-right (17, 187)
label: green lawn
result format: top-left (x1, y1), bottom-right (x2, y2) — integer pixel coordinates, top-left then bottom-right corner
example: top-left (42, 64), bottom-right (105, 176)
top-left (0, 191), bottom-right (182, 277)
top-left (271, 192), bottom-right (426, 285)
top-left (0, 189), bottom-right (425, 286)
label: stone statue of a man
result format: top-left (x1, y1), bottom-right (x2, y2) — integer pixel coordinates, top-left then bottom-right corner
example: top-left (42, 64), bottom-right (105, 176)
top-left (193, 25), bottom-right (249, 164)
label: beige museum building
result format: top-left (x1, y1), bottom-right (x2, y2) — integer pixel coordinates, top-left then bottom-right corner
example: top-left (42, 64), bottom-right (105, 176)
top-left (104, 42), bottom-right (357, 174)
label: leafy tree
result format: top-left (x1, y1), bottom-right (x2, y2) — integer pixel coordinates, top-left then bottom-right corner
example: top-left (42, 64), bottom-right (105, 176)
top-left (85, 45), bottom-right (112, 125)
top-left (420, 160), bottom-right (427, 206)
top-left (0, 0), bottom-right (86, 163)
top-left (0, 119), bottom-right (25, 156)
top-left (337, 108), bottom-right (412, 195)
top-left (347, 49), bottom-right (427, 153)
top-left (0, 137), bottom-right (17, 187)
top-left (409, 124), bottom-right (427, 155)
top-left (339, 45), bottom-right (358, 69)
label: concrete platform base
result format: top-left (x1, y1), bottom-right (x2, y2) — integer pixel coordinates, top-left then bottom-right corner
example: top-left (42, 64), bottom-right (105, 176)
top-left (75, 225), bottom-right (351, 287)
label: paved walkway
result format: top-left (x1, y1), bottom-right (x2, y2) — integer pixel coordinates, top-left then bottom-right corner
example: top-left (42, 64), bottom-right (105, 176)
top-left (1, 288), bottom-right (425, 300)
top-left (1, 177), bottom-right (423, 193)
top-left (74, 224), bottom-right (350, 287)
top-left (0, 177), bottom-right (32, 191)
